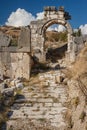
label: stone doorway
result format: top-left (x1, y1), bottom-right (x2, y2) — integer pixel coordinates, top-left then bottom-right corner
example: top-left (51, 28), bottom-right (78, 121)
top-left (30, 6), bottom-right (74, 64)
top-left (44, 24), bottom-right (68, 63)
top-left (41, 19), bottom-right (73, 63)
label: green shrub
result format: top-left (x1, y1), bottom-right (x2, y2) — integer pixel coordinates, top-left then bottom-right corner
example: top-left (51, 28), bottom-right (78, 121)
top-left (72, 29), bottom-right (82, 37)
top-left (9, 38), bottom-right (18, 46)
top-left (46, 31), bottom-right (67, 42)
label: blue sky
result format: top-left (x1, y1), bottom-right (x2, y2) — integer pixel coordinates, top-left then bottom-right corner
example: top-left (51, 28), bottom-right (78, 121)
top-left (0, 0), bottom-right (87, 28)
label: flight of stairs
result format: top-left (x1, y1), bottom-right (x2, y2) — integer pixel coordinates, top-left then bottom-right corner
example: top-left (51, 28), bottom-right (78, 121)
top-left (7, 70), bottom-right (68, 130)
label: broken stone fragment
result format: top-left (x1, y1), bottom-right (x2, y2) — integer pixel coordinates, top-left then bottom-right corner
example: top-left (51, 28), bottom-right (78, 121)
top-left (16, 82), bottom-right (24, 89)
top-left (55, 75), bottom-right (64, 83)
top-left (2, 88), bottom-right (14, 97)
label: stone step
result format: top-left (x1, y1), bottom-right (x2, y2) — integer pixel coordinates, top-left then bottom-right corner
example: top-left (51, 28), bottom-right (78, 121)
top-left (23, 95), bottom-right (59, 99)
top-left (22, 88), bottom-right (67, 95)
top-left (7, 70), bottom-right (68, 129)
top-left (14, 97), bottom-right (56, 104)
top-left (10, 108), bottom-right (67, 119)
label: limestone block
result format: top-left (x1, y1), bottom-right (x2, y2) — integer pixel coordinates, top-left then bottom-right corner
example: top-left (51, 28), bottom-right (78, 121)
top-left (17, 53), bottom-right (23, 60)
top-left (45, 103), bottom-right (53, 107)
top-left (55, 75), bottom-right (64, 83)
top-left (1, 87), bottom-right (14, 97)
top-left (18, 27), bottom-right (31, 49)
top-left (37, 98), bottom-right (53, 103)
top-left (11, 63), bottom-right (18, 71)
top-left (10, 80), bottom-right (15, 86)
top-left (0, 31), bottom-right (11, 47)
top-left (31, 29), bottom-right (37, 34)
top-left (16, 82), bottom-right (24, 89)
top-left (11, 53), bottom-right (18, 62)
top-left (15, 67), bottom-right (23, 78)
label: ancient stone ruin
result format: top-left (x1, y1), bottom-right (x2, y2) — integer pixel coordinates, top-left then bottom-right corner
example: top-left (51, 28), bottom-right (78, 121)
top-left (0, 6), bottom-right (86, 80)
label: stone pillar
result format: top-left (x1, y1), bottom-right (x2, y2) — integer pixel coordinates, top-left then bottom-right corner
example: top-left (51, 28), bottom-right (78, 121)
top-left (0, 50), bottom-right (11, 78)
top-left (0, 52), bottom-right (3, 78)
top-left (22, 53), bottom-right (31, 79)
top-left (40, 50), bottom-right (46, 63)
top-left (67, 33), bottom-right (76, 63)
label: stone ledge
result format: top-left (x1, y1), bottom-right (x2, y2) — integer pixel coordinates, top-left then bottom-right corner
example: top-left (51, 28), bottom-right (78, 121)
top-left (0, 46), bottom-right (30, 52)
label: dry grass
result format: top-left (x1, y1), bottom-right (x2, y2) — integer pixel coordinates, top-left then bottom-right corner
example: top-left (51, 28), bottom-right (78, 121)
top-left (70, 43), bottom-right (87, 79)
top-left (0, 26), bottom-right (21, 38)
top-left (29, 75), bottom-right (40, 85)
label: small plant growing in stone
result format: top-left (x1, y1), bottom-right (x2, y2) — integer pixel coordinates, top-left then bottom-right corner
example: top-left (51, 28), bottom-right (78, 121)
top-left (79, 111), bottom-right (86, 123)
top-left (22, 110), bottom-right (24, 113)
top-left (86, 122), bottom-right (87, 130)
top-left (8, 125), bottom-right (14, 130)
top-left (42, 111), bottom-right (46, 115)
top-left (68, 117), bottom-right (74, 129)
top-left (23, 80), bottom-right (29, 87)
top-left (15, 89), bottom-right (22, 95)
top-left (71, 97), bottom-right (79, 108)
top-left (9, 38), bottom-right (18, 46)
top-left (74, 97), bottom-right (79, 108)
top-left (53, 97), bottom-right (59, 103)
top-left (38, 118), bottom-right (46, 122)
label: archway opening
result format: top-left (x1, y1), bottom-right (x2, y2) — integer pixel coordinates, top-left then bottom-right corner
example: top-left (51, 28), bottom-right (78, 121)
top-left (44, 24), bottom-right (68, 64)
top-left (31, 19), bottom-right (73, 75)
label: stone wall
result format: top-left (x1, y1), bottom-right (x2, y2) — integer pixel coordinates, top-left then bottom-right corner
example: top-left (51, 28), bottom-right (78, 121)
top-left (0, 52), bottom-right (31, 79)
top-left (74, 36), bottom-right (87, 55)
top-left (0, 28), bottom-right (31, 80)
top-left (0, 6), bottom-right (86, 80)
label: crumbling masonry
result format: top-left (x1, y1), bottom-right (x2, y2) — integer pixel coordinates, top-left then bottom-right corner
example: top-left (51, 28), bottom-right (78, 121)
top-left (0, 6), bottom-right (84, 79)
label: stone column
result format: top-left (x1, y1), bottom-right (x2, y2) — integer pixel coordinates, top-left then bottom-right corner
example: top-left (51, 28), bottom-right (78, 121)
top-left (67, 29), bottom-right (76, 63)
top-left (22, 53), bottom-right (31, 79)
top-left (39, 37), bottom-right (46, 63)
top-left (0, 52), bottom-right (3, 78)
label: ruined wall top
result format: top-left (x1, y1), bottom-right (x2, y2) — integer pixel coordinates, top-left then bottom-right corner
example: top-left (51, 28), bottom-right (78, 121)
top-left (0, 26), bottom-right (31, 53)
top-left (44, 6), bottom-right (57, 11)
top-left (43, 6), bottom-right (71, 20)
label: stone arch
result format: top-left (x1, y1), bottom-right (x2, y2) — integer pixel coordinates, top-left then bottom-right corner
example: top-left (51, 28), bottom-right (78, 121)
top-left (30, 6), bottom-right (75, 63)
top-left (41, 19), bottom-right (73, 53)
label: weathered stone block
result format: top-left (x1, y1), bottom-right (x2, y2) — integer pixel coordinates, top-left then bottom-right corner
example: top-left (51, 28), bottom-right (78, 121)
top-left (0, 31), bottom-right (11, 47)
top-left (55, 75), bottom-right (64, 83)
top-left (18, 27), bottom-right (31, 50)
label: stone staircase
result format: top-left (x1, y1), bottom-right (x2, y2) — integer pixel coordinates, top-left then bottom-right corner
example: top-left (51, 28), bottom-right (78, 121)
top-left (7, 70), bottom-right (68, 130)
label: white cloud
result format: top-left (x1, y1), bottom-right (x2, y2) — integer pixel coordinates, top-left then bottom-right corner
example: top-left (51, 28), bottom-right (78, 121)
top-left (74, 29), bottom-right (78, 32)
top-left (47, 26), bottom-right (54, 31)
top-left (57, 25), bottom-right (66, 32)
top-left (5, 8), bottom-right (35, 27)
top-left (47, 25), bottom-right (66, 32)
top-left (5, 9), bottom-right (44, 27)
top-left (79, 24), bottom-right (87, 35)
top-left (36, 12), bottom-right (44, 20)
top-left (47, 26), bottom-right (58, 31)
